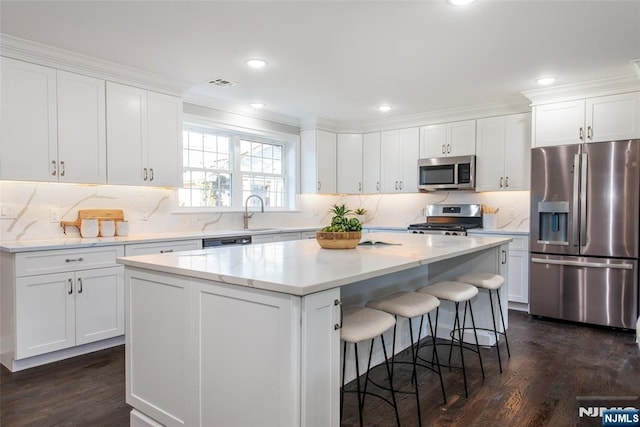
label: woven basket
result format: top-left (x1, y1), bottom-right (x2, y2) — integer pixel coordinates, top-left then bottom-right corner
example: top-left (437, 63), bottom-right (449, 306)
top-left (316, 231), bottom-right (362, 249)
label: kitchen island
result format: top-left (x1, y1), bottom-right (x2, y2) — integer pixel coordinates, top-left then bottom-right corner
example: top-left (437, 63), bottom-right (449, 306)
top-left (118, 232), bottom-right (510, 427)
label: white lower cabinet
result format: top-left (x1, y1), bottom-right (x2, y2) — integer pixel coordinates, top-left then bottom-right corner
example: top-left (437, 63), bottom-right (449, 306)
top-left (125, 239), bottom-right (202, 256)
top-left (468, 232), bottom-right (529, 309)
top-left (1, 245), bottom-right (125, 371)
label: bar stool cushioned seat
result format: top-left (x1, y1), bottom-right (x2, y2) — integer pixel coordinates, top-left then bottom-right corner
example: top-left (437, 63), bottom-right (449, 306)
top-left (367, 291), bottom-right (440, 319)
top-left (456, 272), bottom-right (511, 373)
top-left (456, 272), bottom-right (504, 290)
top-left (341, 307), bottom-right (396, 343)
top-left (419, 281), bottom-right (479, 302)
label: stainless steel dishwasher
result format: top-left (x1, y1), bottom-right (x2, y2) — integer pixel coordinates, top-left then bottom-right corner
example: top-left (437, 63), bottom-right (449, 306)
top-left (202, 235), bottom-right (252, 247)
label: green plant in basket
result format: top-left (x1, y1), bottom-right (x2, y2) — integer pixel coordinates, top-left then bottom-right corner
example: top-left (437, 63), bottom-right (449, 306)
top-left (321, 204), bottom-right (363, 232)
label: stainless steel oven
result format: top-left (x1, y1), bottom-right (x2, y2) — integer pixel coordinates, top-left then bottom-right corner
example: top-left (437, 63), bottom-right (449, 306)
top-left (407, 204), bottom-right (482, 235)
top-left (418, 155), bottom-right (475, 191)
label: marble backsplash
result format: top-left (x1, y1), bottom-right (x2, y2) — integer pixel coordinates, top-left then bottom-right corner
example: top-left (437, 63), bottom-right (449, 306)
top-left (0, 181), bottom-right (530, 241)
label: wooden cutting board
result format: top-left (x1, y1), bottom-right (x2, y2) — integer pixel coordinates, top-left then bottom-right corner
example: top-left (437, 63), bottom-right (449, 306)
top-left (60, 209), bottom-right (125, 233)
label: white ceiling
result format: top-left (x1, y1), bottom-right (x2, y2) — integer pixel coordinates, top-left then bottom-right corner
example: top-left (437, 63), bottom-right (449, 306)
top-left (1, 1), bottom-right (639, 126)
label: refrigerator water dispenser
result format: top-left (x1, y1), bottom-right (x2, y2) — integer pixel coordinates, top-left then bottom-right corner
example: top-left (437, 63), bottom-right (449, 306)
top-left (538, 201), bottom-right (569, 245)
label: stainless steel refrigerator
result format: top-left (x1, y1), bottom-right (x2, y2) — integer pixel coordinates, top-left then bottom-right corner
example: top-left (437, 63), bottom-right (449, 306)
top-left (529, 139), bottom-right (639, 329)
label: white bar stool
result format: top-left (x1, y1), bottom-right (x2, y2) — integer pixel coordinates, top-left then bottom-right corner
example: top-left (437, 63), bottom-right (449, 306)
top-left (456, 272), bottom-right (511, 373)
top-left (340, 307), bottom-right (400, 427)
top-left (417, 281), bottom-right (484, 398)
top-left (366, 292), bottom-right (446, 425)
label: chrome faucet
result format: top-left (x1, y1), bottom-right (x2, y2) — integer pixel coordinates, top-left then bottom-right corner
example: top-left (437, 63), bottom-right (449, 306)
top-left (243, 194), bottom-right (264, 229)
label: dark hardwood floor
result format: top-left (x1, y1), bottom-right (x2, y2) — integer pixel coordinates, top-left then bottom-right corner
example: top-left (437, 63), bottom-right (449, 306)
top-left (1, 311), bottom-right (638, 426)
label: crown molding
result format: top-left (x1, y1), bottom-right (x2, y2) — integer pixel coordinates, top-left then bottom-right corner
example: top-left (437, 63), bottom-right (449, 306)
top-left (183, 93), bottom-right (300, 129)
top-left (522, 73), bottom-right (640, 106)
top-left (0, 34), bottom-right (190, 96)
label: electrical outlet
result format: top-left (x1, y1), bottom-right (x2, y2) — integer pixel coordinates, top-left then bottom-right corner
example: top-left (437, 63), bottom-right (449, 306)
top-left (0, 205), bottom-right (17, 219)
top-left (49, 208), bottom-right (60, 223)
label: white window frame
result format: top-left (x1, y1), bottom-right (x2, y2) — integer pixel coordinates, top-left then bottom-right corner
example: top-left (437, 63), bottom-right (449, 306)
top-left (177, 115), bottom-right (300, 213)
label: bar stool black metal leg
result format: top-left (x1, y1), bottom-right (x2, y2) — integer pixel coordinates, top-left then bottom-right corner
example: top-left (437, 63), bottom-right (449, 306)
top-left (391, 319), bottom-right (398, 379)
top-left (380, 334), bottom-right (401, 427)
top-left (467, 300), bottom-right (485, 379)
top-left (408, 320), bottom-right (422, 426)
top-left (354, 343), bottom-right (363, 427)
top-left (454, 302), bottom-right (469, 398)
top-left (496, 290), bottom-right (511, 357)
top-left (487, 290), bottom-right (503, 373)
top-left (341, 341), bottom-right (347, 422)
top-left (428, 312), bottom-right (447, 404)
top-left (360, 338), bottom-right (376, 409)
top-left (448, 303), bottom-right (460, 365)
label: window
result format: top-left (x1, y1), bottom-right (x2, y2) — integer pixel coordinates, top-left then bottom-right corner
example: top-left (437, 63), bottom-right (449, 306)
top-left (179, 124), bottom-right (295, 210)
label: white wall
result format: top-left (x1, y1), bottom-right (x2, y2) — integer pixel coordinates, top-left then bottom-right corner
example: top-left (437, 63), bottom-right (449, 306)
top-left (0, 181), bottom-right (529, 241)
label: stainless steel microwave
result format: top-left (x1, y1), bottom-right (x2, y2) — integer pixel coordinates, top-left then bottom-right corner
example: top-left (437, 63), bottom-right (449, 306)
top-left (418, 155), bottom-right (476, 191)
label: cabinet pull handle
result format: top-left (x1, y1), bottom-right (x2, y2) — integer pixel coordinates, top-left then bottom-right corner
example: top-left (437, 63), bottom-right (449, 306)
top-left (317, 181), bottom-right (321, 191)
top-left (143, 168), bottom-right (148, 181)
top-left (505, 176), bottom-right (509, 187)
top-left (499, 177), bottom-right (503, 188)
top-left (395, 181), bottom-right (399, 190)
top-left (587, 126), bottom-right (592, 140)
top-left (149, 168), bottom-right (154, 181)
top-left (68, 278), bottom-right (73, 295)
top-left (51, 160), bottom-right (57, 176)
top-left (502, 250), bottom-right (507, 264)
top-left (376, 181), bottom-right (380, 192)
top-left (334, 323), bottom-right (342, 330)
top-left (441, 144), bottom-right (445, 154)
top-left (399, 181), bottom-right (403, 190)
top-left (160, 249), bottom-right (174, 253)
top-left (358, 182), bottom-right (362, 192)
top-left (60, 161), bottom-right (65, 177)
top-left (77, 277), bottom-right (83, 293)
top-left (447, 144), bottom-right (451, 154)
top-left (579, 127), bottom-right (584, 141)
top-left (65, 257), bottom-right (84, 263)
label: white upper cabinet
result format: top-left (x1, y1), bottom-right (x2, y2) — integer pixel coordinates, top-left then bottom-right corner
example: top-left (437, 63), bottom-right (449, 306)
top-left (419, 120), bottom-right (476, 158)
top-left (362, 132), bottom-right (381, 194)
top-left (381, 127), bottom-right (419, 193)
top-left (476, 113), bottom-right (531, 192)
top-left (533, 92), bottom-right (640, 147)
top-left (336, 133), bottom-right (363, 194)
top-left (106, 82), bottom-right (182, 186)
top-left (0, 58), bottom-right (107, 183)
top-left (57, 70), bottom-right (107, 184)
top-left (300, 129), bottom-right (337, 194)
top-left (0, 57), bottom-right (57, 182)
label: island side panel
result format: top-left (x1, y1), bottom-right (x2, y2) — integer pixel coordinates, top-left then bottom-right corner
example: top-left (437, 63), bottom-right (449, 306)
top-left (126, 268), bottom-right (191, 427)
top-left (191, 278), bottom-right (301, 427)
top-left (426, 243), bottom-right (509, 345)
top-left (301, 288), bottom-right (341, 427)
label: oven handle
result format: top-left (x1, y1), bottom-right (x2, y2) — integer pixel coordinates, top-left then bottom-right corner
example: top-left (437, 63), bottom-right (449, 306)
top-left (531, 258), bottom-right (633, 270)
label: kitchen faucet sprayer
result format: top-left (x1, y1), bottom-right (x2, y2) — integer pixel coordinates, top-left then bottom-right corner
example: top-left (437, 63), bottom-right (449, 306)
top-left (243, 194), bottom-right (264, 229)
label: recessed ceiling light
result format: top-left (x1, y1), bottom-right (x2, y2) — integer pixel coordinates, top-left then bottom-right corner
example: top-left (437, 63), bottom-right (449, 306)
top-left (378, 105), bottom-right (393, 112)
top-left (250, 102), bottom-right (265, 109)
top-left (446, 0), bottom-right (477, 6)
top-left (245, 58), bottom-right (268, 69)
top-left (535, 76), bottom-right (557, 85)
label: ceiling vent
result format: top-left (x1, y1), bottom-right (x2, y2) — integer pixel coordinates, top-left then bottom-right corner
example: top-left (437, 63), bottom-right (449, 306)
top-left (208, 78), bottom-right (238, 87)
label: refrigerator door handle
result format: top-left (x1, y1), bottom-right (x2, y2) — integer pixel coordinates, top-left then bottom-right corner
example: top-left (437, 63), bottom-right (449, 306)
top-left (531, 258), bottom-right (633, 270)
top-left (572, 154), bottom-right (581, 247)
top-left (580, 153), bottom-right (588, 247)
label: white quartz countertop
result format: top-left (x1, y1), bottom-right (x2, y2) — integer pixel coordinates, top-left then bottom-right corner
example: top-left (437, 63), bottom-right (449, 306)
top-left (117, 232), bottom-right (512, 296)
top-left (467, 229), bottom-right (529, 236)
top-left (0, 227), bottom-right (320, 253)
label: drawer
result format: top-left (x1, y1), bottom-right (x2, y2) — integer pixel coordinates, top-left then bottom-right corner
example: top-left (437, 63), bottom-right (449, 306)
top-left (124, 239), bottom-right (202, 256)
top-left (508, 236), bottom-right (529, 251)
top-left (15, 246), bottom-right (124, 277)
